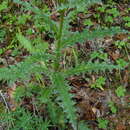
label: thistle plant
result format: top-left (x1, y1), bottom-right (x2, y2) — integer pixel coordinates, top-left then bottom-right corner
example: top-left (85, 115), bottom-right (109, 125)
top-left (0, 0), bottom-right (127, 129)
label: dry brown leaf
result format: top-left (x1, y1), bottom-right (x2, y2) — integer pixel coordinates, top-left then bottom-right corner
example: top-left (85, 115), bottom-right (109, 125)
top-left (7, 83), bottom-right (17, 111)
top-left (116, 123), bottom-right (126, 130)
top-left (77, 101), bottom-right (96, 120)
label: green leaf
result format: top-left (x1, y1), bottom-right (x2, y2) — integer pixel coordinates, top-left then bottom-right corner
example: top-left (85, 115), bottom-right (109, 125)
top-left (115, 86), bottom-right (126, 97)
top-left (105, 16), bottom-right (113, 23)
top-left (47, 101), bottom-right (65, 128)
top-left (97, 6), bottom-right (105, 12)
top-left (52, 72), bottom-right (77, 129)
top-left (16, 33), bottom-right (35, 53)
top-left (56, 0), bottom-right (102, 12)
top-left (0, 28), bottom-right (6, 42)
top-left (16, 33), bottom-right (48, 54)
top-left (0, 1), bottom-right (8, 12)
top-left (123, 16), bottom-right (130, 22)
top-left (13, 0), bottom-right (58, 34)
top-left (98, 118), bottom-right (109, 129)
top-left (62, 27), bottom-right (126, 48)
top-left (78, 121), bottom-right (90, 130)
top-left (35, 42), bottom-right (49, 53)
top-left (116, 58), bottom-right (128, 69)
top-left (65, 61), bottom-right (117, 76)
top-left (83, 19), bottom-right (93, 26)
top-left (14, 86), bottom-right (26, 102)
top-left (17, 14), bottom-right (31, 25)
top-left (115, 41), bottom-right (127, 49)
top-left (38, 88), bottom-right (53, 104)
top-left (108, 101), bottom-right (117, 114)
top-left (125, 22), bottom-right (130, 27)
top-left (106, 8), bottom-right (120, 17)
top-left (0, 54), bottom-right (50, 81)
top-left (90, 51), bottom-right (108, 61)
top-left (91, 76), bottom-right (106, 90)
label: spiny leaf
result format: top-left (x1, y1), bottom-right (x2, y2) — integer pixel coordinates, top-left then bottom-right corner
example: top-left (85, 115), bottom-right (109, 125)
top-left (0, 54), bottom-right (50, 81)
top-left (17, 33), bottom-right (49, 54)
top-left (56, 0), bottom-right (102, 12)
top-left (62, 27), bottom-right (127, 48)
top-left (13, 0), bottom-right (58, 34)
top-left (47, 101), bottom-right (65, 127)
top-left (52, 72), bottom-right (77, 129)
top-left (64, 61), bottom-right (118, 76)
top-left (0, 1), bottom-right (8, 12)
top-left (16, 33), bottom-right (34, 53)
top-left (78, 121), bottom-right (90, 130)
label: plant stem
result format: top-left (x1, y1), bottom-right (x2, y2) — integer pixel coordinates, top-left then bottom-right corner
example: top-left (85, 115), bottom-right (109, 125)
top-left (54, 11), bottom-right (65, 71)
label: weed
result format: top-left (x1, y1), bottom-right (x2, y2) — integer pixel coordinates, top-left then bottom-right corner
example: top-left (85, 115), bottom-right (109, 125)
top-left (0, 28), bottom-right (6, 43)
top-left (115, 86), bottom-right (126, 97)
top-left (0, 0), bottom-right (127, 129)
top-left (115, 41), bottom-right (127, 49)
top-left (123, 16), bottom-right (130, 27)
top-left (106, 8), bottom-right (119, 18)
top-left (125, 22), bottom-right (130, 27)
top-left (105, 15), bottom-right (114, 23)
top-left (83, 19), bottom-right (93, 26)
top-left (17, 14), bottom-right (31, 25)
top-left (123, 16), bottom-right (130, 22)
top-left (91, 76), bottom-right (106, 90)
top-left (90, 50), bottom-right (108, 61)
top-left (116, 58), bottom-right (128, 69)
top-left (97, 6), bottom-right (106, 12)
top-left (0, 1), bottom-right (8, 12)
top-left (97, 118), bottom-right (109, 129)
top-left (108, 101), bottom-right (117, 114)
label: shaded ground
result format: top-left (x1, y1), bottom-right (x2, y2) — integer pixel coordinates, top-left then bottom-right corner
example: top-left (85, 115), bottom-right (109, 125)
top-left (0, 0), bottom-right (130, 129)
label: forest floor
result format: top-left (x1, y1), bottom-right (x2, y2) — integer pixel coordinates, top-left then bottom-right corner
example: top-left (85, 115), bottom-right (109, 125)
top-left (0, 0), bottom-right (130, 130)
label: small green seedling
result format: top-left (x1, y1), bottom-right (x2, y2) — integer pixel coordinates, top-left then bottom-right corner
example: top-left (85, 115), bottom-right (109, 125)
top-left (123, 16), bottom-right (130, 22)
top-left (115, 41), bottom-right (127, 49)
top-left (97, 118), bottom-right (109, 129)
top-left (116, 58), bottom-right (128, 69)
top-left (106, 8), bottom-right (120, 18)
top-left (90, 51), bottom-right (108, 61)
top-left (97, 6), bottom-right (105, 12)
top-left (115, 86), bottom-right (126, 97)
top-left (26, 28), bottom-right (35, 35)
top-left (91, 76), bottom-right (106, 90)
top-left (83, 19), bottom-right (93, 26)
top-left (0, 0), bottom-right (127, 129)
top-left (105, 16), bottom-right (114, 23)
top-left (123, 16), bottom-right (130, 27)
top-left (17, 14), bottom-right (31, 25)
top-left (0, 1), bottom-right (8, 12)
top-left (5, 14), bottom-right (17, 25)
top-left (125, 22), bottom-right (130, 27)
top-left (108, 101), bottom-right (117, 114)
top-left (0, 49), bottom-right (4, 55)
top-left (114, 41), bottom-right (130, 61)
top-left (93, 13), bottom-right (100, 19)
